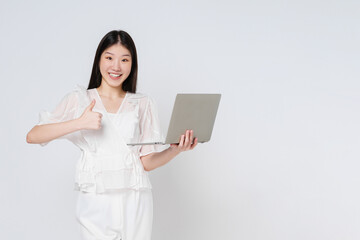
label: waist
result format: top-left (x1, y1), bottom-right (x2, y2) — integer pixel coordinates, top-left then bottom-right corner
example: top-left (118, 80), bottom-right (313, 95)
top-left (79, 150), bottom-right (139, 172)
top-left (75, 150), bottom-right (151, 193)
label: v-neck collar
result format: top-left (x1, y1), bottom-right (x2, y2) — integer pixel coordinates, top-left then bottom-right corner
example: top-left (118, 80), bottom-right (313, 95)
top-left (93, 88), bottom-right (132, 151)
top-left (94, 88), bottom-right (128, 115)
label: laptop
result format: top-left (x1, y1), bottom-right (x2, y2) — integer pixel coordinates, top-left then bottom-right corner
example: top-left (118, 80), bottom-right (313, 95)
top-left (127, 93), bottom-right (221, 145)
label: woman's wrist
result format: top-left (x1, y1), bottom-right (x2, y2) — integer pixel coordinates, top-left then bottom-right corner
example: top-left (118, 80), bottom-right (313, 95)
top-left (73, 118), bottom-right (85, 131)
top-left (167, 145), bottom-right (181, 156)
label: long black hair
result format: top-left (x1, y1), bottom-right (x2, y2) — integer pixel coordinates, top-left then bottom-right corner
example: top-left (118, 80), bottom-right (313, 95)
top-left (87, 30), bottom-right (138, 93)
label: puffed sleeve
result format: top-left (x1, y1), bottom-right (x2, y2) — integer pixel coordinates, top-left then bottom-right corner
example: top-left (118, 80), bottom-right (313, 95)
top-left (37, 90), bottom-right (79, 147)
top-left (139, 96), bottom-right (168, 157)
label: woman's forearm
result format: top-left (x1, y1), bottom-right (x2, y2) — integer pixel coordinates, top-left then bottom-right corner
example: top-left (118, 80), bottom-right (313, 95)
top-left (140, 130), bottom-right (198, 171)
top-left (140, 147), bottom-right (180, 171)
top-left (26, 119), bottom-right (83, 145)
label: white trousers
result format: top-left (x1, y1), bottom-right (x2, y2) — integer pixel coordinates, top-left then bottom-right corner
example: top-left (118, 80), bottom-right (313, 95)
top-left (76, 189), bottom-right (153, 240)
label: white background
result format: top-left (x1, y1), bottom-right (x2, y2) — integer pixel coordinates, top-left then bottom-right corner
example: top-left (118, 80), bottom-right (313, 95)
top-left (1, 0), bottom-right (360, 239)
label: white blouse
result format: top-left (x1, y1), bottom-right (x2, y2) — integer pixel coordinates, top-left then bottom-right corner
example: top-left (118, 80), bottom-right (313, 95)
top-left (37, 84), bottom-right (167, 193)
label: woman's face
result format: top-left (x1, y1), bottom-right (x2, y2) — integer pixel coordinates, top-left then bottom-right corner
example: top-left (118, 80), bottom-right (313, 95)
top-left (99, 43), bottom-right (132, 89)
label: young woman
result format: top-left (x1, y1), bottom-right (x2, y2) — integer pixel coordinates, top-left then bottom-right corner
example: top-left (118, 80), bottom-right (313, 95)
top-left (26, 30), bottom-right (198, 240)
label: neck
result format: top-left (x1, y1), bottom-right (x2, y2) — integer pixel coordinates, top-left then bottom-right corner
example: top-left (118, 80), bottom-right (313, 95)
top-left (97, 83), bottom-right (126, 99)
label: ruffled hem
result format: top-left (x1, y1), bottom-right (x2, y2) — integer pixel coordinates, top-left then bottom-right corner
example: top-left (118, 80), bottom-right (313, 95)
top-left (74, 169), bottom-right (152, 193)
top-left (74, 150), bottom-right (152, 193)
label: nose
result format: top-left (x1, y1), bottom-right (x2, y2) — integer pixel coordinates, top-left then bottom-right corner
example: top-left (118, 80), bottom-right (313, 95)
top-left (112, 59), bottom-right (121, 71)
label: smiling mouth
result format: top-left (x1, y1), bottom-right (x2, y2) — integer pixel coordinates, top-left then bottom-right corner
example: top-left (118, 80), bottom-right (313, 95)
top-left (109, 73), bottom-right (122, 77)
top-left (108, 73), bottom-right (123, 80)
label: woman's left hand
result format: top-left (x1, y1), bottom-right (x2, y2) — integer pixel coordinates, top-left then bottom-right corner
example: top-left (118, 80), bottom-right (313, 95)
top-left (170, 130), bottom-right (198, 153)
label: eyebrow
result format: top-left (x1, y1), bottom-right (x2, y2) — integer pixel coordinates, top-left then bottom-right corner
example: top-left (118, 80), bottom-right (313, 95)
top-left (104, 52), bottom-right (131, 57)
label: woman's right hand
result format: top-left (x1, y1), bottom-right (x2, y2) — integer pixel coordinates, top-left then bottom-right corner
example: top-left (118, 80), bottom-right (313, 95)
top-left (77, 99), bottom-right (103, 130)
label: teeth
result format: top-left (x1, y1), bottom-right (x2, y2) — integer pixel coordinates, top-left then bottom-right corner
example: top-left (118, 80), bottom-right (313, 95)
top-left (110, 73), bottom-right (121, 77)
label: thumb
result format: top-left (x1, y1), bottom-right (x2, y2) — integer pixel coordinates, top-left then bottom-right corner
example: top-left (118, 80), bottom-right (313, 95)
top-left (87, 99), bottom-right (96, 111)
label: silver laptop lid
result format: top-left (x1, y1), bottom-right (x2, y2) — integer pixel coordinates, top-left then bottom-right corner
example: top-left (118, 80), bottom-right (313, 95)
top-left (165, 94), bottom-right (221, 144)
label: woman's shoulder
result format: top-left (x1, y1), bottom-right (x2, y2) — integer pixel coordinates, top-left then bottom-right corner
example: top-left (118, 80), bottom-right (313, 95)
top-left (126, 92), bottom-right (158, 110)
top-left (126, 91), bottom-right (155, 102)
top-left (61, 84), bottom-right (92, 106)
top-left (73, 84), bottom-right (89, 95)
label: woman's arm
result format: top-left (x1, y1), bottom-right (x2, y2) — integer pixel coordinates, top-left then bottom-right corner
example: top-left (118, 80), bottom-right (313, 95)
top-left (140, 130), bottom-right (198, 171)
top-left (26, 119), bottom-right (83, 144)
top-left (26, 99), bottom-right (102, 145)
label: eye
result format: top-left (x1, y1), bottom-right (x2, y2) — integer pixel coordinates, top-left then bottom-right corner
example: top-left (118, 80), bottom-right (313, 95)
top-left (106, 56), bottom-right (112, 60)
top-left (122, 59), bottom-right (129, 62)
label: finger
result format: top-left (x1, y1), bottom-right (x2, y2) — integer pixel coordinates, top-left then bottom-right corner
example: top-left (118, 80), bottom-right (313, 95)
top-left (178, 134), bottom-right (185, 148)
top-left (189, 130), bottom-right (194, 145)
top-left (187, 130), bottom-right (192, 147)
top-left (87, 99), bottom-right (96, 111)
top-left (184, 130), bottom-right (190, 149)
top-left (190, 137), bottom-right (198, 150)
top-left (182, 130), bottom-right (188, 148)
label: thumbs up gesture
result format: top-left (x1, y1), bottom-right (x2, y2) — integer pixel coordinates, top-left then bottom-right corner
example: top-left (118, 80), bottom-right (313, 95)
top-left (78, 99), bottom-right (103, 130)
